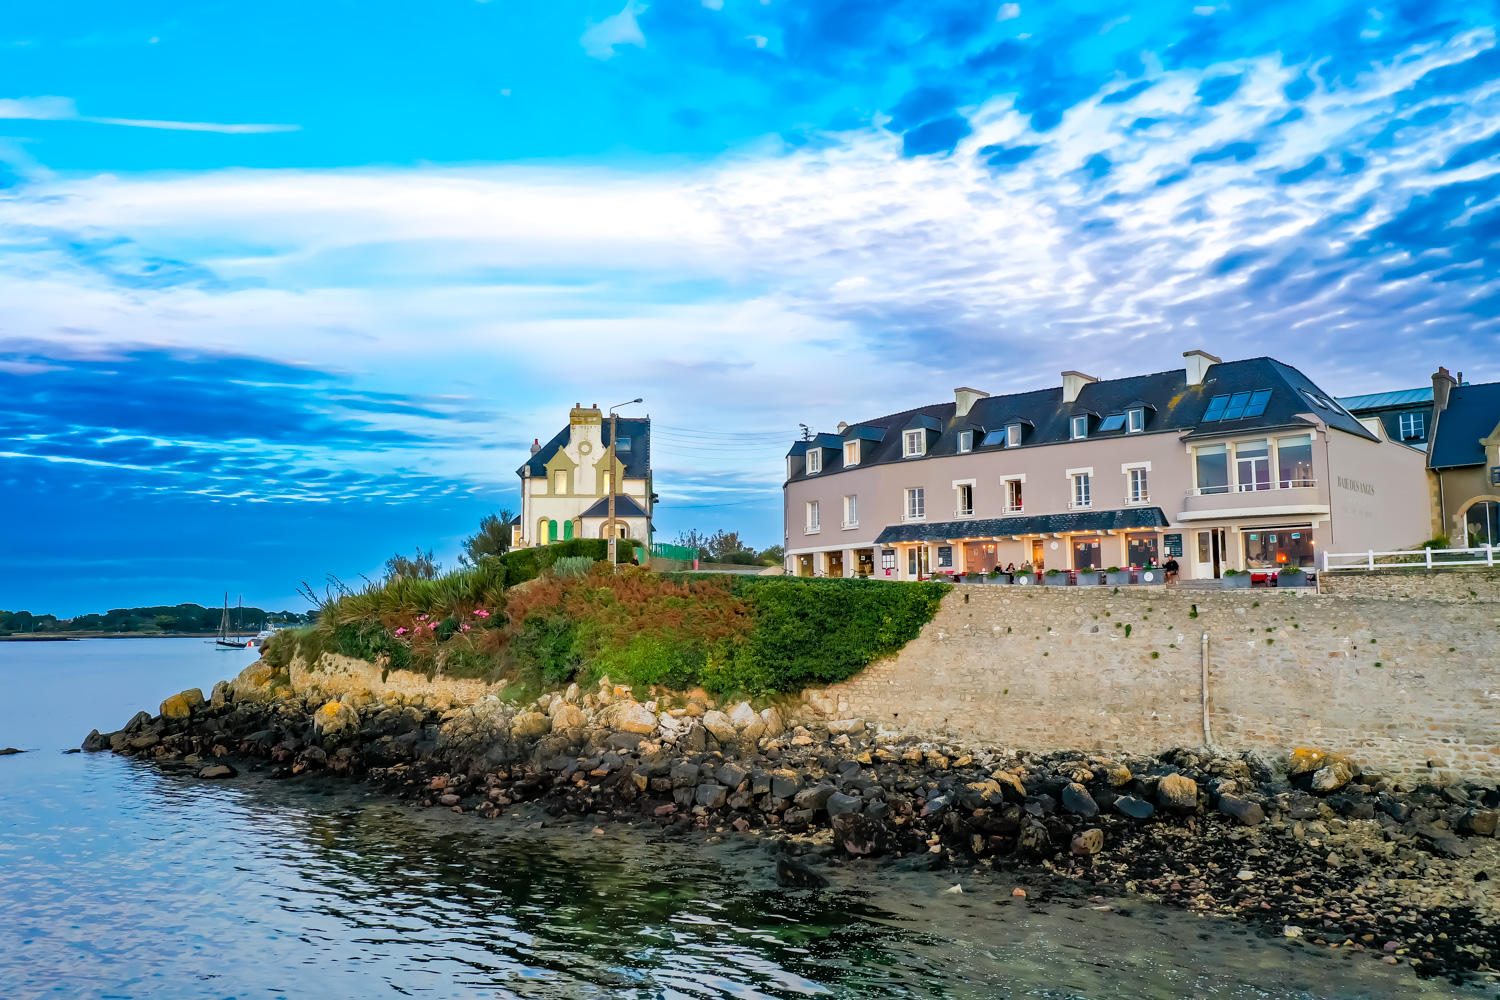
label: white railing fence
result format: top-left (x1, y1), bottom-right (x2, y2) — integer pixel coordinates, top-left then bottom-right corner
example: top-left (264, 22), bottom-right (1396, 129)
top-left (1321, 545), bottom-right (1496, 572)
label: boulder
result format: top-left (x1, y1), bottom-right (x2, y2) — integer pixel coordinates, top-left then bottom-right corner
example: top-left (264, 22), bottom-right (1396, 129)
top-left (671, 762), bottom-right (700, 788)
top-left (701, 711), bottom-right (738, 743)
top-left (727, 701), bottom-right (766, 741)
top-left (1114, 795), bottom-right (1154, 819)
top-left (782, 807), bottom-right (815, 826)
top-left (160, 688), bottom-right (205, 720)
top-left (1286, 748), bottom-right (1346, 779)
top-left (81, 730), bottom-right (105, 752)
top-left (1062, 782), bottom-right (1099, 817)
top-left (313, 700), bottom-right (359, 736)
top-left (826, 792), bottom-right (862, 817)
top-left (1462, 809), bottom-right (1498, 837)
top-left (1105, 766), bottom-right (1133, 787)
top-left (229, 662), bottom-right (284, 703)
top-left (759, 707), bottom-right (785, 738)
top-left (793, 784), bottom-right (837, 812)
top-left (1070, 828), bottom-right (1104, 855)
top-left (695, 783), bottom-right (728, 809)
top-left (509, 712), bottom-right (552, 739)
top-left (209, 680), bottom-right (231, 711)
top-left (990, 769), bottom-right (1028, 802)
top-left (198, 763), bottom-right (238, 779)
top-left (1217, 793), bottom-right (1265, 826)
top-left (776, 855), bottom-right (828, 887)
top-left (716, 763), bottom-right (748, 789)
top-left (771, 773), bottom-right (801, 799)
top-left (607, 701), bottom-right (658, 735)
top-left (1311, 761), bottom-right (1353, 794)
top-left (960, 779), bottom-right (1007, 810)
top-left (827, 718), bottom-right (866, 735)
top-left (1156, 774), bottom-right (1199, 811)
top-left (550, 704), bottom-right (587, 730)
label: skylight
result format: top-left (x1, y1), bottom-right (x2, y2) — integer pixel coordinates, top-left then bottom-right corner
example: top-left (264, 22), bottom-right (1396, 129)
top-left (981, 428), bottom-right (1009, 447)
top-left (1097, 413), bottom-right (1126, 432)
top-left (1202, 389), bottom-right (1271, 422)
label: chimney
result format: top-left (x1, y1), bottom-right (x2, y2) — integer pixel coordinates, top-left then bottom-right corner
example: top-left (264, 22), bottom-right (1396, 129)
top-left (529, 438), bottom-right (541, 455)
top-left (1432, 367), bottom-right (1457, 413)
top-left (1183, 350), bottom-right (1222, 386)
top-left (1060, 371), bottom-right (1097, 404)
top-left (836, 421), bottom-right (849, 433)
top-left (954, 387), bottom-right (989, 418)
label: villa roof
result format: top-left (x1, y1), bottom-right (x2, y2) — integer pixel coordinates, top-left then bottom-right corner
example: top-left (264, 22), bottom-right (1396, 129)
top-left (517, 416), bottom-right (651, 480)
top-left (1430, 380), bottom-right (1500, 470)
top-left (1337, 387), bottom-right (1434, 411)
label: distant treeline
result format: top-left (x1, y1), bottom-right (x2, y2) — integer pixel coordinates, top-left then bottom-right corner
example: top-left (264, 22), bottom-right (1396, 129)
top-left (0, 604), bottom-right (311, 635)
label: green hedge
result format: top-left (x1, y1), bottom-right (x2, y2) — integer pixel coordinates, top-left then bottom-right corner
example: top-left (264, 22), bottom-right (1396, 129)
top-left (502, 538), bottom-right (643, 586)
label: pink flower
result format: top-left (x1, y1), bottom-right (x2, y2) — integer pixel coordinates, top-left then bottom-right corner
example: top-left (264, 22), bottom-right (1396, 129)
top-left (460, 623), bottom-right (471, 632)
top-left (394, 627), bottom-right (406, 635)
top-left (473, 609), bottom-right (491, 619)
top-left (428, 622), bottom-right (438, 630)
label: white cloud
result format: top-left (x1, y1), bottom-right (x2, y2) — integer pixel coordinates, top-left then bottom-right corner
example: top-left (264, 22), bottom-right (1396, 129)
top-left (702, 0), bottom-right (724, 8)
top-left (997, 4), bottom-right (1021, 21)
top-left (0, 94), bottom-right (299, 133)
top-left (580, 1), bottom-right (648, 60)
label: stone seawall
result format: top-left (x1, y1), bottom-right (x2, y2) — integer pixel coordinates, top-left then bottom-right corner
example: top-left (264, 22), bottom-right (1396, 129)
top-left (805, 585), bottom-right (1500, 778)
top-left (1321, 567), bottom-right (1500, 603)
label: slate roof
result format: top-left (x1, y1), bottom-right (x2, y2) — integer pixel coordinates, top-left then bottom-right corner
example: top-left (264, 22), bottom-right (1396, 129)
top-left (873, 507), bottom-right (1171, 545)
top-left (517, 416), bottom-right (651, 479)
top-left (578, 495), bottom-right (649, 518)
top-left (1338, 387), bottom-right (1433, 411)
top-left (785, 357), bottom-right (1372, 483)
top-left (1430, 380), bottom-right (1500, 470)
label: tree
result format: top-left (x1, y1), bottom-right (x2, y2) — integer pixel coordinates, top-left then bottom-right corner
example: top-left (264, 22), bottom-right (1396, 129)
top-left (674, 529), bottom-right (712, 560)
top-left (460, 510), bottom-right (515, 567)
top-left (759, 544), bottom-right (785, 565)
top-left (705, 529), bottom-right (751, 561)
top-left (385, 548), bottom-right (440, 581)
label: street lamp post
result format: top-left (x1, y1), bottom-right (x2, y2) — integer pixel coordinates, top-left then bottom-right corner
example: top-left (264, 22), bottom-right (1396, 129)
top-left (608, 398), bottom-right (643, 571)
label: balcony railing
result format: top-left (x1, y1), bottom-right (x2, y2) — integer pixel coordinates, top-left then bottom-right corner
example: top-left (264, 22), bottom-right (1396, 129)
top-left (954, 507), bottom-right (975, 518)
top-left (803, 524), bottom-right (821, 534)
top-left (1187, 479), bottom-right (1317, 497)
top-left (1003, 501), bottom-right (1024, 514)
top-left (901, 511), bottom-right (927, 523)
top-left (1067, 498), bottom-right (1093, 510)
top-left (840, 519), bottom-right (859, 530)
top-left (1124, 493), bottom-right (1151, 505)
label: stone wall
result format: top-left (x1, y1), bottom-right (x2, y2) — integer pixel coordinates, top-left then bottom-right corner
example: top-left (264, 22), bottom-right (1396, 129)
top-left (805, 583), bottom-right (1500, 778)
top-left (1321, 567), bottom-right (1500, 603)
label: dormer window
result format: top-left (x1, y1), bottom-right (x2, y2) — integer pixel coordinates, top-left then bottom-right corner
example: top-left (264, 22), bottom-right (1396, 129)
top-left (903, 429), bottom-right (926, 457)
top-left (957, 429), bottom-right (973, 454)
top-left (1127, 408), bottom-right (1144, 434)
top-left (1006, 423), bottom-right (1022, 448)
top-left (615, 437), bottom-right (632, 453)
top-left (1071, 415), bottom-right (1088, 440)
top-left (806, 449), bottom-right (822, 475)
top-left (844, 441), bottom-right (859, 466)
top-left (1097, 413), bottom-right (1126, 433)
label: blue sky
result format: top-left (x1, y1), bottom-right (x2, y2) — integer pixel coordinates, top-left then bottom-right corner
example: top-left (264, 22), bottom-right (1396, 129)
top-left (4, 0), bottom-right (1500, 615)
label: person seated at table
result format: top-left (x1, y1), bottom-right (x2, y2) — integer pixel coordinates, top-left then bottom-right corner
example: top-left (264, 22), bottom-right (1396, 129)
top-left (1004, 562), bottom-right (1016, 573)
top-left (1164, 557), bottom-right (1179, 583)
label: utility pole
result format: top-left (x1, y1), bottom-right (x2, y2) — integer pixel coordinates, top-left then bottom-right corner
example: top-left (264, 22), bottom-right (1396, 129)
top-left (608, 397), bottom-right (643, 571)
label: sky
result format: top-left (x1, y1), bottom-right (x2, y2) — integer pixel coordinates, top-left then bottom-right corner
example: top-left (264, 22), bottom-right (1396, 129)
top-left (4, 0), bottom-right (1500, 616)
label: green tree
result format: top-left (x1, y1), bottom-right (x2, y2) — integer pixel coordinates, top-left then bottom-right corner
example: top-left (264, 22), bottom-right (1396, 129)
top-left (460, 510), bottom-right (515, 567)
top-left (385, 548), bottom-right (440, 581)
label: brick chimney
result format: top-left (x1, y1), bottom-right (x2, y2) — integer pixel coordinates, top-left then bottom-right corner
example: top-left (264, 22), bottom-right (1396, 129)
top-left (1183, 349), bottom-right (1222, 386)
top-left (954, 387), bottom-right (989, 418)
top-left (1432, 367), bottom-right (1457, 413)
top-left (1060, 371), bottom-right (1097, 404)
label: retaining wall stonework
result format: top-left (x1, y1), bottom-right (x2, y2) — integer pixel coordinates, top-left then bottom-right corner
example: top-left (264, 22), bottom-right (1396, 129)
top-left (1321, 567), bottom-right (1500, 603)
top-left (804, 583), bottom-right (1500, 778)
top-left (290, 652), bottom-right (498, 706)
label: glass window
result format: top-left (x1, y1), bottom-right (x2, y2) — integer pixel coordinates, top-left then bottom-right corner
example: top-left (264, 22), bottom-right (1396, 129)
top-left (1302, 389), bottom-right (1328, 410)
top-left (982, 428), bottom-right (1008, 447)
top-left (806, 501), bottom-right (819, 530)
top-left (806, 449), bottom-right (822, 474)
top-left (844, 441), bottom-right (859, 466)
top-left (956, 483), bottom-right (974, 515)
top-left (1005, 479), bottom-right (1023, 511)
top-left (615, 437), bottom-right (631, 452)
top-left (1399, 412), bottom-right (1424, 440)
top-left (843, 494), bottom-right (857, 525)
top-left (1220, 392), bottom-right (1253, 420)
top-left (1071, 415), bottom-right (1088, 439)
top-left (1244, 389), bottom-right (1272, 417)
top-left (1244, 528), bottom-right (1315, 569)
top-left (957, 430), bottom-right (973, 453)
top-left (1236, 440), bottom-right (1271, 491)
top-left (1195, 444), bottom-right (1229, 493)
top-left (1098, 413), bottom-right (1126, 432)
top-left (1468, 501), bottom-right (1500, 547)
top-left (1072, 536), bottom-right (1102, 570)
top-left (904, 430), bottom-right (924, 457)
top-left (1127, 533), bottom-right (1159, 568)
top-left (1006, 423), bottom-right (1022, 448)
top-left (1072, 473), bottom-right (1091, 507)
top-left (906, 488), bottom-right (925, 519)
top-left (1197, 531), bottom-right (1210, 562)
top-left (1277, 434), bottom-right (1314, 487)
top-left (881, 549), bottom-right (896, 570)
top-left (1127, 408), bottom-right (1144, 433)
top-left (1202, 395), bottom-right (1229, 421)
top-left (1128, 467), bottom-right (1149, 502)
top-left (554, 470), bottom-right (567, 494)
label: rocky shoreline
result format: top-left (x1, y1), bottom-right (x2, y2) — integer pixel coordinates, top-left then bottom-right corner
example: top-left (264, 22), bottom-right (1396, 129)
top-left (83, 670), bottom-right (1500, 986)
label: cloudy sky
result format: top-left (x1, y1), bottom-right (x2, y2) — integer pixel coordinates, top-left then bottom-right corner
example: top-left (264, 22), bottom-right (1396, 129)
top-left (4, 0), bottom-right (1500, 615)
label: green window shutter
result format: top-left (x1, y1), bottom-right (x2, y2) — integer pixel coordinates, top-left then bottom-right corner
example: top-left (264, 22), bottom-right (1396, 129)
top-left (563, 519), bottom-right (574, 541)
top-left (548, 519), bottom-right (558, 542)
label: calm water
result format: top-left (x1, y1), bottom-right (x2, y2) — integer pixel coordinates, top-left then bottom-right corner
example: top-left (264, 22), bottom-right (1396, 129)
top-left (0, 639), bottom-right (1473, 999)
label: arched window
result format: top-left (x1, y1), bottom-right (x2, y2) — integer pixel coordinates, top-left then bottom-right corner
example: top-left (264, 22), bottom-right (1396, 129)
top-left (1467, 500), bottom-right (1500, 548)
top-left (537, 518), bottom-right (549, 542)
top-left (562, 519), bottom-right (574, 541)
top-left (548, 519), bottom-right (559, 542)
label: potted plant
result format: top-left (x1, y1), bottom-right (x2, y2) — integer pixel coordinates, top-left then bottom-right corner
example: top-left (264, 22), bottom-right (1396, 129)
top-left (962, 569), bottom-right (987, 584)
top-left (988, 566), bottom-right (1012, 584)
top-left (1276, 566), bottom-right (1309, 587)
top-left (1044, 568), bottom-right (1069, 586)
top-left (1014, 564), bottom-right (1036, 586)
top-left (1076, 568), bottom-right (1102, 586)
top-left (1104, 565), bottom-right (1132, 586)
top-left (1221, 568), bottom-right (1251, 589)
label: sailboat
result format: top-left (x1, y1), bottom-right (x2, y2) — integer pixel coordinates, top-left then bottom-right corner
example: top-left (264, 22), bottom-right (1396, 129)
top-left (210, 593), bottom-right (253, 649)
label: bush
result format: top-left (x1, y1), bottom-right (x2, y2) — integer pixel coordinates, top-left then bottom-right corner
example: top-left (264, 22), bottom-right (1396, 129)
top-left (510, 612), bottom-right (582, 684)
top-left (502, 538), bottom-right (643, 586)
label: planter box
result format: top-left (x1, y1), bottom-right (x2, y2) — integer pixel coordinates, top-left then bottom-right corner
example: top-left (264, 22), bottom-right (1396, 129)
top-left (1276, 571), bottom-right (1309, 588)
top-left (1076, 572), bottom-right (1103, 587)
top-left (960, 574), bottom-right (987, 584)
top-left (1136, 568), bottom-right (1163, 585)
top-left (1221, 574), bottom-right (1252, 589)
top-left (1105, 571), bottom-right (1132, 586)
top-left (1044, 574), bottom-right (1070, 586)
top-left (1014, 573), bottom-right (1038, 586)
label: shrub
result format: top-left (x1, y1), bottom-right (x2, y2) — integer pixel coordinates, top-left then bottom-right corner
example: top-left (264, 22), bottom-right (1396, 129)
top-left (509, 612), bottom-right (582, 684)
top-left (502, 538), bottom-right (643, 585)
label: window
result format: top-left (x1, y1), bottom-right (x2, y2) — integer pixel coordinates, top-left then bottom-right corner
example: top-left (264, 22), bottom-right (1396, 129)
top-left (1399, 412), bottom-right (1425, 440)
top-left (1277, 434), bottom-right (1314, 487)
top-left (806, 449), bottom-right (822, 475)
top-left (1071, 473), bottom-right (1092, 508)
top-left (844, 441), bottom-right (859, 466)
top-left (805, 500), bottom-right (820, 532)
top-left (554, 470), bottom-right (568, 494)
top-left (1127, 408), bottom-right (1145, 434)
top-left (615, 436), bottom-right (632, 453)
top-left (1128, 467), bottom-right (1149, 503)
top-left (957, 429), bottom-right (973, 453)
top-left (1006, 423), bottom-right (1022, 448)
top-left (842, 494), bottom-right (858, 528)
top-left (881, 549), bottom-right (897, 571)
top-left (1203, 389), bottom-right (1271, 422)
top-left (1244, 528), bottom-right (1314, 569)
top-left (1072, 536), bottom-right (1102, 570)
top-left (982, 428), bottom-right (1009, 447)
top-left (1071, 415), bottom-right (1088, 440)
top-left (905, 487), bottom-right (925, 520)
top-left (956, 483), bottom-right (974, 516)
top-left (602, 471), bottom-right (613, 494)
top-left (1468, 501), bottom-right (1500, 548)
top-left (1235, 440), bottom-right (1271, 491)
top-left (1004, 478), bottom-right (1023, 513)
top-left (1195, 444), bottom-right (1229, 494)
top-left (903, 430), bottom-right (925, 457)
top-left (547, 519), bottom-right (559, 542)
top-left (1098, 413), bottom-right (1126, 433)
top-left (1126, 532), bottom-right (1159, 568)
top-left (1301, 389), bottom-right (1330, 410)
top-left (787, 456), bottom-right (796, 480)
top-left (562, 519), bottom-right (574, 541)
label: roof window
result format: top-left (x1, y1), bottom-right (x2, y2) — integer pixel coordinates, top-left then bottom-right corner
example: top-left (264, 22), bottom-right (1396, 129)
top-left (1070, 415), bottom-right (1088, 440)
top-left (982, 428), bottom-right (1009, 447)
top-left (1097, 413), bottom-right (1126, 433)
top-left (615, 436), bottom-right (632, 452)
top-left (957, 429), bottom-right (973, 454)
top-left (1203, 389), bottom-right (1271, 422)
top-left (806, 449), bottom-right (822, 475)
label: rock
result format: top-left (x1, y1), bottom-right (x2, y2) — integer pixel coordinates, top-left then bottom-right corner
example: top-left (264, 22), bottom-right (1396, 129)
top-left (783, 807), bottom-right (815, 826)
top-left (1062, 782), bottom-right (1099, 817)
top-left (1242, 748), bottom-right (1283, 784)
top-left (771, 773), bottom-right (801, 799)
top-left (827, 718), bottom-right (866, 735)
top-left (550, 704), bottom-right (587, 730)
top-left (1114, 795), bottom-right (1155, 819)
top-left (832, 812), bottom-right (875, 855)
top-left (701, 710), bottom-right (737, 743)
top-left (1462, 809), bottom-right (1498, 837)
top-left (600, 700), bottom-right (657, 735)
top-left (229, 661), bottom-right (284, 703)
top-left (198, 763), bottom-right (238, 779)
top-left (209, 680), bottom-right (230, 710)
top-left (1105, 766), bottom-right (1132, 787)
top-left (960, 780), bottom-right (1007, 810)
top-left (695, 783), bottom-right (728, 809)
top-left (776, 856), bottom-right (828, 887)
top-left (0, 747), bottom-right (24, 755)
top-left (793, 784), bottom-right (837, 812)
top-left (439, 793), bottom-right (461, 806)
top-left (122, 711), bottom-right (152, 734)
top-left (1217, 793), bottom-right (1265, 826)
top-left (160, 688), bottom-right (205, 719)
top-left (1071, 828), bottom-right (1104, 855)
top-left (313, 699), bottom-right (359, 736)
top-left (563, 682), bottom-right (579, 704)
top-left (1286, 748), bottom-right (1346, 779)
top-left (671, 762), bottom-right (700, 788)
top-left (653, 803), bottom-right (677, 817)
top-left (509, 712), bottom-right (552, 739)
top-left (1311, 761), bottom-right (1353, 794)
top-left (826, 792), bottom-right (862, 817)
top-left (81, 730), bottom-right (105, 752)
top-left (921, 793), bottom-right (951, 818)
top-left (990, 770), bottom-right (1028, 802)
top-left (1428, 833), bottom-right (1471, 858)
top-left (128, 732), bottom-right (160, 750)
top-left (1157, 773), bottom-right (1199, 811)
top-left (716, 763), bottom-right (748, 789)
top-left (759, 707), bottom-right (785, 738)
top-left (728, 701), bottom-right (765, 739)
